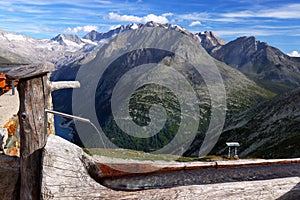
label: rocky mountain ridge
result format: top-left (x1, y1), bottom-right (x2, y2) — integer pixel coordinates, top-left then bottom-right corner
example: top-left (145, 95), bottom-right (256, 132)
top-left (83, 22), bottom-right (197, 42)
top-left (51, 34), bottom-right (86, 46)
top-left (0, 22), bottom-right (197, 68)
top-left (2, 22), bottom-right (299, 95)
top-left (196, 31), bottom-right (227, 53)
top-left (205, 36), bottom-right (300, 93)
top-left (0, 29), bottom-right (102, 67)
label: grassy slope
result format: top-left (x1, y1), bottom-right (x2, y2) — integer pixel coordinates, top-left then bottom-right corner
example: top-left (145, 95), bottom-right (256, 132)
top-left (212, 88), bottom-right (300, 159)
top-left (88, 148), bottom-right (228, 162)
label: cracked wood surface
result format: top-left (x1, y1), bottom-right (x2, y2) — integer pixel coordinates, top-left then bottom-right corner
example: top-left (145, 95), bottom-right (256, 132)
top-left (41, 135), bottom-right (300, 199)
top-left (6, 63), bottom-right (56, 80)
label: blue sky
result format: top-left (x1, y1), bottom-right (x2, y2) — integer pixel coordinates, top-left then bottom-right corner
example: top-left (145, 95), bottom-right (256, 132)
top-left (0, 0), bottom-right (300, 56)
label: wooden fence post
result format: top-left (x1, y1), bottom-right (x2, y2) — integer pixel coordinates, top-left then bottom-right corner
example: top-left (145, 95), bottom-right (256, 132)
top-left (7, 63), bottom-right (80, 200)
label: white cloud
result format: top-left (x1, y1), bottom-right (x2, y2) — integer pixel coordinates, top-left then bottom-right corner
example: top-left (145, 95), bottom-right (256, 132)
top-left (108, 12), bottom-right (141, 22)
top-left (82, 25), bottom-right (98, 32)
top-left (162, 13), bottom-right (173, 17)
top-left (288, 50), bottom-right (300, 57)
top-left (144, 14), bottom-right (169, 23)
top-left (189, 21), bottom-right (201, 27)
top-left (108, 12), bottom-right (169, 24)
top-left (65, 25), bottom-right (98, 33)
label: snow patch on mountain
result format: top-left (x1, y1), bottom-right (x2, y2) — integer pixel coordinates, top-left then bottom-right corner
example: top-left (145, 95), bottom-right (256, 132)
top-left (131, 23), bottom-right (139, 29)
top-left (0, 30), bottom-right (100, 65)
top-left (0, 23), bottom-right (228, 68)
top-left (81, 39), bottom-right (98, 45)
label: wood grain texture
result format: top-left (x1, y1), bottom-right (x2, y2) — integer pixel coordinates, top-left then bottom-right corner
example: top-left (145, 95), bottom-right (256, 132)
top-left (50, 81), bottom-right (80, 91)
top-left (17, 75), bottom-right (50, 200)
top-left (11, 62), bottom-right (80, 199)
top-left (41, 134), bottom-right (300, 200)
top-left (6, 62), bottom-right (56, 80)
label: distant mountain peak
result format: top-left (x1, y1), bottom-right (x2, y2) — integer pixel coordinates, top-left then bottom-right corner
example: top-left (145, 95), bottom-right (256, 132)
top-left (83, 22), bottom-right (199, 42)
top-left (199, 31), bottom-right (226, 43)
top-left (51, 34), bottom-right (84, 46)
top-left (0, 29), bottom-right (34, 43)
top-left (196, 31), bottom-right (227, 53)
top-left (207, 34), bottom-right (300, 93)
top-left (83, 23), bottom-right (140, 42)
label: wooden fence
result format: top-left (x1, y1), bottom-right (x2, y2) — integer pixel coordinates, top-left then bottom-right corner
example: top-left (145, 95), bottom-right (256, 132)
top-left (6, 62), bottom-right (79, 200)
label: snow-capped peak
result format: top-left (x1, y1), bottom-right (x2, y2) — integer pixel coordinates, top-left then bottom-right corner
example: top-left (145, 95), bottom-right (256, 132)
top-left (197, 31), bottom-right (227, 46)
top-left (0, 30), bottom-right (35, 43)
top-left (171, 24), bottom-right (185, 31)
top-left (51, 34), bottom-right (84, 45)
top-left (130, 23), bottom-right (139, 30)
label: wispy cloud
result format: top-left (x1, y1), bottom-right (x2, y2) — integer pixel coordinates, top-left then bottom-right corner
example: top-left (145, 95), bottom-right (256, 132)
top-left (214, 29), bottom-right (275, 37)
top-left (176, 12), bottom-right (244, 23)
top-left (221, 3), bottom-right (300, 19)
top-left (177, 12), bottom-right (209, 21)
top-left (14, 5), bottom-right (52, 14)
top-left (0, 0), bottom-right (112, 7)
top-left (108, 12), bottom-right (170, 24)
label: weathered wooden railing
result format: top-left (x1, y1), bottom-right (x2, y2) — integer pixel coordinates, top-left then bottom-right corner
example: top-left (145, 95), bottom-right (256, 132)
top-left (6, 62), bottom-right (80, 200)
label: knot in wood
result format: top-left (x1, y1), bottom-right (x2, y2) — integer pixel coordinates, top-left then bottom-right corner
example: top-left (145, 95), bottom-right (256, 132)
top-left (21, 112), bottom-right (27, 120)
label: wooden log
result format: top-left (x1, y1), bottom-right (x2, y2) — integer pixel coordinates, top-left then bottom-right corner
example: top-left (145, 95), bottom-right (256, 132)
top-left (6, 62), bottom-right (54, 199)
top-left (17, 74), bottom-right (51, 200)
top-left (7, 62), bottom-right (81, 199)
top-left (41, 134), bottom-right (300, 199)
top-left (50, 81), bottom-right (80, 91)
top-left (6, 62), bottom-right (56, 80)
top-left (96, 159), bottom-right (300, 191)
top-left (47, 80), bottom-right (80, 136)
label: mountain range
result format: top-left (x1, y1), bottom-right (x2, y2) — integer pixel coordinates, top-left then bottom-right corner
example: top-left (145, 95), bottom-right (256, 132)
top-left (1, 22), bottom-right (299, 93)
top-left (207, 36), bottom-right (300, 93)
top-left (0, 22), bottom-right (299, 158)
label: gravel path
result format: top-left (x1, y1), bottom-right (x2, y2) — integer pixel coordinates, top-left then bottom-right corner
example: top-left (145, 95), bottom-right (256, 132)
top-left (0, 90), bottom-right (19, 127)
